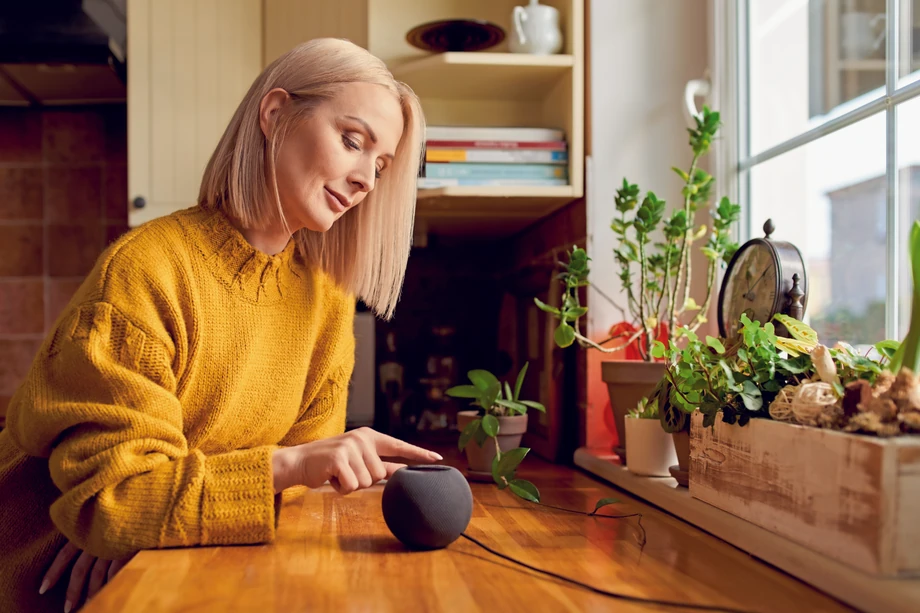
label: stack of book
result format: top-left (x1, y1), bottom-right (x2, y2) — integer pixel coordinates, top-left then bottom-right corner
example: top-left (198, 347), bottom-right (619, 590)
top-left (419, 126), bottom-right (568, 189)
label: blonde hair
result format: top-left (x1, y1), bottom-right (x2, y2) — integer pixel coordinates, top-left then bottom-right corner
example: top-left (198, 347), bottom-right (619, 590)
top-left (198, 38), bottom-right (425, 320)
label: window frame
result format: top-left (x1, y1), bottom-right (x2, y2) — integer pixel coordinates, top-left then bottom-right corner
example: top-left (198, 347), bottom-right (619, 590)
top-left (711, 0), bottom-right (916, 340)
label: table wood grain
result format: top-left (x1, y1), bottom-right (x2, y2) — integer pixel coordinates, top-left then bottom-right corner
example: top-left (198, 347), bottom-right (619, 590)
top-left (82, 451), bottom-right (855, 613)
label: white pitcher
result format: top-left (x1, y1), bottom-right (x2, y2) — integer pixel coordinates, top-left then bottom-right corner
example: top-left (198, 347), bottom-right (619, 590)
top-left (510, 0), bottom-right (563, 55)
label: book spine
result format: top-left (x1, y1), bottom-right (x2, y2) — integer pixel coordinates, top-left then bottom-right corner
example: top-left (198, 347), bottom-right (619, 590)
top-left (426, 149), bottom-right (568, 164)
top-left (426, 139), bottom-right (567, 150)
top-left (426, 127), bottom-right (565, 141)
top-left (424, 163), bottom-right (568, 180)
top-left (418, 178), bottom-right (569, 188)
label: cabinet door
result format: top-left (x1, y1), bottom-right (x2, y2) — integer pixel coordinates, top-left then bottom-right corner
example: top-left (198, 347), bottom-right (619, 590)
top-left (127, 0), bottom-right (262, 226)
top-left (263, 0), bottom-right (368, 66)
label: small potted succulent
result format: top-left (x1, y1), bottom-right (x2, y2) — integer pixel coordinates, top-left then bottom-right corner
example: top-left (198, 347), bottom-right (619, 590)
top-left (536, 107), bottom-right (741, 461)
top-left (446, 363), bottom-right (545, 502)
top-left (624, 395), bottom-right (677, 477)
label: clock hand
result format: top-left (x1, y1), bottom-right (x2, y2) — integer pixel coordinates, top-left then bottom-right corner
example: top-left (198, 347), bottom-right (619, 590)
top-left (743, 266), bottom-right (771, 301)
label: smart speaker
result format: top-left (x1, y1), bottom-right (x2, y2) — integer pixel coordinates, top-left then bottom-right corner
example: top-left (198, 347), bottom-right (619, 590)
top-left (381, 465), bottom-right (472, 550)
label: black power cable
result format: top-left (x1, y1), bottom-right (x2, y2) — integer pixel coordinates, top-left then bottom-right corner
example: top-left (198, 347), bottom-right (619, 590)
top-left (456, 499), bottom-right (751, 613)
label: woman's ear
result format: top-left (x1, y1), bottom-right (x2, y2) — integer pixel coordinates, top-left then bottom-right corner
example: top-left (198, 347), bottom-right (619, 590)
top-left (259, 88), bottom-right (291, 139)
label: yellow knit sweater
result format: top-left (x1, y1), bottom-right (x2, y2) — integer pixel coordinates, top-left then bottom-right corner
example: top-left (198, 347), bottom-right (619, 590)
top-left (0, 204), bottom-right (356, 613)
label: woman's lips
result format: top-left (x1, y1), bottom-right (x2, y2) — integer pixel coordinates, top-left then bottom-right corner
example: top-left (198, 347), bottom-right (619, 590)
top-left (324, 187), bottom-right (347, 213)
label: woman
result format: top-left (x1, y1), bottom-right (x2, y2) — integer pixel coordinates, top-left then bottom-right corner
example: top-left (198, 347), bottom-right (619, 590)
top-left (0, 38), bottom-right (439, 613)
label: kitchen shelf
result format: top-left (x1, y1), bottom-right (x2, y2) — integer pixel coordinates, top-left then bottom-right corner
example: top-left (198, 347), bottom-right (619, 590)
top-left (414, 185), bottom-right (578, 237)
top-left (391, 52), bottom-right (575, 101)
top-left (573, 447), bottom-right (920, 613)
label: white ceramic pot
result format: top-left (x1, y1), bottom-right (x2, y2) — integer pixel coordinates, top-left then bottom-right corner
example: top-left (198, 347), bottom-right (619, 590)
top-left (625, 417), bottom-right (678, 477)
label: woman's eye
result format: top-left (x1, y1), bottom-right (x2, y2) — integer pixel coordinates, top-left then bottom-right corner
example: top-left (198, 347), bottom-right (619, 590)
top-left (375, 168), bottom-right (382, 179)
top-left (342, 134), bottom-right (360, 151)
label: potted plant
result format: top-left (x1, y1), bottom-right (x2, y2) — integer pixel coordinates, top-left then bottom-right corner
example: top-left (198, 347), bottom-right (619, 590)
top-left (446, 361), bottom-right (625, 516)
top-left (650, 314), bottom-right (814, 428)
top-left (536, 107), bottom-right (740, 460)
top-left (643, 313), bottom-right (816, 482)
top-left (671, 228), bottom-right (920, 574)
top-left (624, 395), bottom-right (677, 477)
top-left (446, 363), bottom-right (546, 501)
top-left (646, 375), bottom-right (691, 485)
top-left (650, 307), bottom-right (892, 481)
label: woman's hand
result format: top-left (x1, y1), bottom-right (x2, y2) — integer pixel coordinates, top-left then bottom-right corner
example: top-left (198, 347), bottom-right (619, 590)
top-left (40, 541), bottom-right (135, 612)
top-left (272, 427), bottom-right (442, 494)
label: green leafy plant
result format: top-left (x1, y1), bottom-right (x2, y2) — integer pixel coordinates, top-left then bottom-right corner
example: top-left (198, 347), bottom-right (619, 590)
top-left (536, 107), bottom-right (741, 360)
top-left (446, 363), bottom-right (545, 502)
top-left (647, 311), bottom-right (900, 434)
top-left (627, 396), bottom-right (659, 419)
top-left (448, 363), bottom-right (624, 516)
top-left (650, 314), bottom-right (817, 430)
top-left (534, 247), bottom-right (589, 349)
top-left (889, 220), bottom-right (920, 374)
top-left (831, 342), bottom-right (887, 388)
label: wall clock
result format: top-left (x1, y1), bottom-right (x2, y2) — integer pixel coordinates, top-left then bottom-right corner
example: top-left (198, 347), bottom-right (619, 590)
top-left (717, 219), bottom-right (808, 338)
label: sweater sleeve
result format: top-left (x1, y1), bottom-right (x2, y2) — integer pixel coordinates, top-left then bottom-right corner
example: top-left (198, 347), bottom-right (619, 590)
top-left (279, 291), bottom-right (356, 448)
top-left (278, 358), bottom-right (355, 447)
top-left (5, 302), bottom-right (278, 560)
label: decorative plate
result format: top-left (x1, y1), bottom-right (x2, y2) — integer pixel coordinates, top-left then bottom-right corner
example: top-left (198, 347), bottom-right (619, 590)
top-left (405, 19), bottom-right (505, 53)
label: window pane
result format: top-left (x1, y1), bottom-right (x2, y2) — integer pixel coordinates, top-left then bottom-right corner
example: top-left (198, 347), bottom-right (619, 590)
top-left (896, 97), bottom-right (920, 340)
top-left (903, 1), bottom-right (920, 82)
top-left (749, 0), bottom-right (887, 156)
top-left (749, 112), bottom-right (886, 346)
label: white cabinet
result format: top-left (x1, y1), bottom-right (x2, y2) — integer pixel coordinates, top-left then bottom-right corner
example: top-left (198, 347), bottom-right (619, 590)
top-left (127, 0), bottom-right (262, 226)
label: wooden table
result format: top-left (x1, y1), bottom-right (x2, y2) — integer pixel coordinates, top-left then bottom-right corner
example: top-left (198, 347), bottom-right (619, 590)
top-left (83, 452), bottom-right (854, 612)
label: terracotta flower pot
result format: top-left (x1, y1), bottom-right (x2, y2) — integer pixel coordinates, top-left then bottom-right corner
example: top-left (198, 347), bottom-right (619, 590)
top-left (625, 416), bottom-right (677, 477)
top-left (669, 430), bottom-right (691, 487)
top-left (601, 361), bottom-right (667, 462)
top-left (456, 410), bottom-right (528, 481)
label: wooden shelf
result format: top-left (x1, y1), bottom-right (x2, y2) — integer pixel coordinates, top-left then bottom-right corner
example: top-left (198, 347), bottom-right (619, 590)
top-left (418, 184), bottom-right (577, 203)
top-left (414, 185), bottom-right (579, 237)
top-left (573, 447), bottom-right (920, 613)
top-left (391, 52), bottom-right (575, 101)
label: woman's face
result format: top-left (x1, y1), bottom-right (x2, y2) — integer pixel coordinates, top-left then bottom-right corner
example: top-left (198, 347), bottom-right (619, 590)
top-left (269, 82), bottom-right (404, 233)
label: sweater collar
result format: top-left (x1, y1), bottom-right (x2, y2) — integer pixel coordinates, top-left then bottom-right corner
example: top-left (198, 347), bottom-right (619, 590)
top-left (181, 205), bottom-right (301, 303)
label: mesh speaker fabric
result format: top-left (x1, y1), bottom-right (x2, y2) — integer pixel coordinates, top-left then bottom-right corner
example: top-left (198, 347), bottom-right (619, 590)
top-left (381, 465), bottom-right (473, 550)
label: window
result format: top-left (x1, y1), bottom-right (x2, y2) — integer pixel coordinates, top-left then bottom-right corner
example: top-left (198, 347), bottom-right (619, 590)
top-left (722, 0), bottom-right (918, 347)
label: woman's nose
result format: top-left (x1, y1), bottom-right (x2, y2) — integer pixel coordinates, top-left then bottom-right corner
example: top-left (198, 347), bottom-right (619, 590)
top-left (350, 170), bottom-right (374, 192)
top-left (349, 164), bottom-right (375, 193)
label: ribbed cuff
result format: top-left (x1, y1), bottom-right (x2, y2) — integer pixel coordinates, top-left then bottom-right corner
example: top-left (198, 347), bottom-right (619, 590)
top-left (200, 446), bottom-right (278, 546)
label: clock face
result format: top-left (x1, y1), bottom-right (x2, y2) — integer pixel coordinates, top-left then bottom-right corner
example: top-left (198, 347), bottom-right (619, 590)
top-left (720, 242), bottom-right (779, 337)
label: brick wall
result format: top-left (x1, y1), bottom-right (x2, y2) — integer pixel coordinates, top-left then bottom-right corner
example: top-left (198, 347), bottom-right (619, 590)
top-left (0, 105), bottom-right (128, 427)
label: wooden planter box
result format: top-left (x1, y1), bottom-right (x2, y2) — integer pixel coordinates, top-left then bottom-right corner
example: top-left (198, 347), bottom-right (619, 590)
top-left (689, 412), bottom-right (920, 577)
